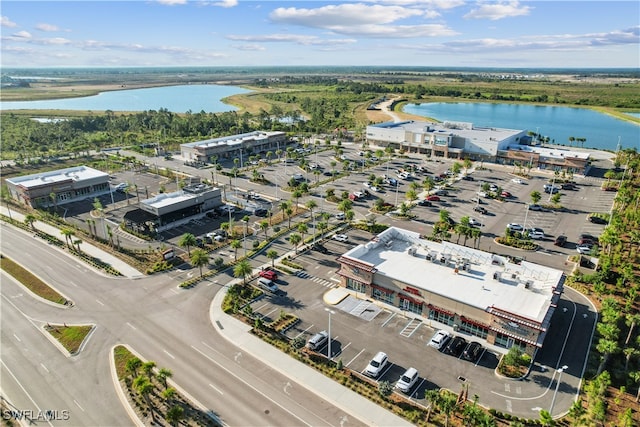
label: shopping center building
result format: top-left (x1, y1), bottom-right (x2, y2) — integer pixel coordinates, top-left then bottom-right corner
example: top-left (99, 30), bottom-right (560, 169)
top-left (366, 120), bottom-right (590, 174)
top-left (180, 130), bottom-right (287, 164)
top-left (5, 165), bottom-right (110, 209)
top-left (336, 226), bottom-right (565, 354)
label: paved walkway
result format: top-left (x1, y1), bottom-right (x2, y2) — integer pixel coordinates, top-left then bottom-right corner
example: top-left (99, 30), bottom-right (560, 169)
top-left (209, 284), bottom-right (413, 427)
top-left (0, 206), bottom-right (144, 278)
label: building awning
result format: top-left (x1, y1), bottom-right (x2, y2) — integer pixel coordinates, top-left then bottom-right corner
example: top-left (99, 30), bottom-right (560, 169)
top-left (399, 294), bottom-right (422, 305)
top-left (489, 326), bottom-right (541, 347)
top-left (123, 208), bottom-right (158, 224)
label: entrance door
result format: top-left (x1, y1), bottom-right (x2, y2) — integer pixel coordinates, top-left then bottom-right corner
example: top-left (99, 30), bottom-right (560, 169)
top-left (506, 337), bottom-right (515, 348)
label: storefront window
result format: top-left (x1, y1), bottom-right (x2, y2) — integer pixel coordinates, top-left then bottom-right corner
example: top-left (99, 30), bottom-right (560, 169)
top-left (495, 332), bottom-right (527, 351)
top-left (346, 278), bottom-right (367, 293)
top-left (400, 298), bottom-right (423, 315)
top-left (460, 321), bottom-right (488, 339)
top-left (372, 287), bottom-right (394, 304)
top-left (428, 309), bottom-right (454, 326)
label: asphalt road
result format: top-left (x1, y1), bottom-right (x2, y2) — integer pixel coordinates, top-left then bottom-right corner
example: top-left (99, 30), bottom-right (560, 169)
top-left (0, 225), bottom-right (364, 427)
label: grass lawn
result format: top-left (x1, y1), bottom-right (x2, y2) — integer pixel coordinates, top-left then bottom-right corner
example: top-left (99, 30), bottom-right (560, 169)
top-left (45, 324), bottom-right (93, 354)
top-left (114, 345), bottom-right (134, 379)
top-left (0, 254), bottom-right (69, 305)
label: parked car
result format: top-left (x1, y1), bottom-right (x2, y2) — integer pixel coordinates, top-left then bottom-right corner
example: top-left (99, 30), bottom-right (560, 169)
top-left (500, 191), bottom-right (512, 198)
top-left (469, 218), bottom-right (481, 227)
top-left (543, 184), bottom-right (559, 194)
top-left (527, 228), bottom-right (545, 240)
top-left (428, 330), bottom-right (451, 350)
top-left (443, 336), bottom-right (467, 357)
top-left (254, 208), bottom-right (268, 217)
top-left (528, 204), bottom-right (543, 211)
top-left (576, 244), bottom-right (594, 254)
top-left (507, 223), bottom-right (524, 232)
top-left (335, 212), bottom-right (346, 220)
top-left (306, 331), bottom-right (329, 351)
top-left (426, 195), bottom-right (440, 202)
top-left (333, 234), bottom-right (349, 242)
top-left (578, 233), bottom-right (597, 245)
top-left (511, 178), bottom-right (523, 184)
top-left (354, 191), bottom-right (366, 199)
top-left (462, 175), bottom-right (475, 181)
top-left (364, 351), bottom-right (389, 378)
top-left (363, 182), bottom-right (371, 188)
top-left (395, 367), bottom-right (419, 393)
top-left (588, 215), bottom-right (607, 224)
top-left (473, 206), bottom-right (488, 214)
top-left (435, 189), bottom-right (448, 196)
top-left (489, 184), bottom-right (498, 192)
top-left (462, 342), bottom-right (484, 362)
top-left (311, 244), bottom-right (329, 254)
top-left (561, 183), bottom-right (577, 190)
top-left (417, 200), bottom-right (433, 207)
top-left (257, 277), bottom-right (278, 293)
top-left (259, 269), bottom-right (278, 281)
top-left (477, 191), bottom-right (488, 198)
top-left (370, 186), bottom-right (380, 192)
top-left (217, 205), bottom-right (236, 214)
top-left (554, 235), bottom-right (567, 247)
top-left (114, 182), bottom-right (128, 192)
top-left (470, 197), bottom-right (486, 205)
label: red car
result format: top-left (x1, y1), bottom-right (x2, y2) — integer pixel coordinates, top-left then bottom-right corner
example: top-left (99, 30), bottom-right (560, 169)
top-left (426, 195), bottom-right (440, 202)
top-left (501, 191), bottom-right (512, 198)
top-left (259, 269), bottom-right (278, 281)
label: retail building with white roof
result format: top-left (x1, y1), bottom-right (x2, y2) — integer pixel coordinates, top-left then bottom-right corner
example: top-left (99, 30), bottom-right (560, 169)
top-left (336, 226), bottom-right (564, 354)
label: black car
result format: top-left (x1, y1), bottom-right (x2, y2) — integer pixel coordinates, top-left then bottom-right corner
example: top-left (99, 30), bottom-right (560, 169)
top-left (554, 235), bottom-right (567, 247)
top-left (588, 215), bottom-right (607, 224)
top-left (311, 244), bottom-right (329, 254)
top-left (473, 206), bottom-right (488, 214)
top-left (462, 175), bottom-right (475, 181)
top-left (443, 336), bottom-right (467, 357)
top-left (254, 208), bottom-right (268, 217)
top-left (417, 200), bottom-right (433, 207)
top-left (462, 342), bottom-right (484, 362)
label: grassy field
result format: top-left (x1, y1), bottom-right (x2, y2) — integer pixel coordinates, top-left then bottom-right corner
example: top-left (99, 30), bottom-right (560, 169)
top-left (0, 254), bottom-right (69, 305)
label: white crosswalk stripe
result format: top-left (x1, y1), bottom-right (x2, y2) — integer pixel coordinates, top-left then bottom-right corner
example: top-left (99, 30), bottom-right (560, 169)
top-left (296, 271), bottom-right (334, 287)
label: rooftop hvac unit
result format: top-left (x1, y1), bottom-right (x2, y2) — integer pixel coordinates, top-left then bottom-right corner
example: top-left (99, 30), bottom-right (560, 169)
top-left (524, 280), bottom-right (533, 289)
top-left (407, 247), bottom-right (417, 256)
top-left (385, 240), bottom-right (393, 248)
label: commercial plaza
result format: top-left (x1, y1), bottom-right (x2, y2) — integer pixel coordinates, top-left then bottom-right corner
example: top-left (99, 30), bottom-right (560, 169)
top-left (336, 226), bottom-right (565, 355)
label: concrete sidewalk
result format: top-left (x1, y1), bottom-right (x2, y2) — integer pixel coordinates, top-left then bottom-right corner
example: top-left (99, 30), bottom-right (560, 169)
top-left (209, 284), bottom-right (413, 427)
top-left (1, 206), bottom-right (143, 278)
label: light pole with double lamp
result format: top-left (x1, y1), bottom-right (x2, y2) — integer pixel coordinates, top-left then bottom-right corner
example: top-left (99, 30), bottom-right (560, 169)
top-left (325, 308), bottom-right (335, 360)
top-left (549, 365), bottom-right (568, 416)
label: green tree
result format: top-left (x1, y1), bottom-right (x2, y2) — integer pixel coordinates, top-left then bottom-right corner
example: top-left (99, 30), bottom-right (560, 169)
top-left (156, 368), bottom-right (173, 389)
top-left (161, 387), bottom-right (176, 403)
top-left (463, 158), bottom-right (473, 174)
top-left (178, 232), bottom-right (197, 256)
top-left (133, 376), bottom-right (155, 422)
top-left (289, 233), bottom-right (302, 253)
top-left (539, 409), bottom-right (554, 426)
top-left (406, 189), bottom-right (418, 202)
top-left (259, 220), bottom-right (269, 239)
top-left (61, 227), bottom-right (75, 248)
top-left (297, 223), bottom-right (308, 241)
top-left (233, 260), bottom-right (252, 284)
top-left (125, 357), bottom-right (142, 378)
top-left (141, 361), bottom-right (156, 379)
top-left (551, 192), bottom-right (562, 206)
top-left (230, 239), bottom-right (242, 261)
top-left (291, 190), bottom-right (302, 212)
top-left (266, 249), bottom-right (278, 267)
top-left (530, 190), bottom-right (542, 205)
top-left (190, 249), bottom-right (209, 277)
top-left (1, 186), bottom-right (13, 220)
top-left (451, 162), bottom-right (462, 176)
top-left (378, 380), bottom-right (393, 398)
top-left (24, 213), bottom-right (37, 230)
top-left (337, 199), bottom-right (353, 214)
top-left (165, 405), bottom-right (184, 427)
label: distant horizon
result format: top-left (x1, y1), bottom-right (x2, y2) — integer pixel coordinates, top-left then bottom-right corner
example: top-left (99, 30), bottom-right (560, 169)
top-left (2, 1), bottom-right (638, 68)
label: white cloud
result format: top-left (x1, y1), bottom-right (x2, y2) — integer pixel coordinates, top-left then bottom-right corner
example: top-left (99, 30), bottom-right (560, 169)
top-left (35, 23), bottom-right (60, 32)
top-left (156, 0), bottom-right (188, 5)
top-left (1, 16), bottom-right (18, 27)
top-left (11, 30), bottom-right (32, 40)
top-left (227, 33), bottom-right (357, 46)
top-left (211, 0), bottom-right (238, 7)
top-left (231, 44), bottom-right (266, 51)
top-left (464, 1), bottom-right (531, 21)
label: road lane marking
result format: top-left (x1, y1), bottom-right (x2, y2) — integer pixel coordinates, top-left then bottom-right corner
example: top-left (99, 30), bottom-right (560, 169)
top-left (69, 281), bottom-right (78, 287)
top-left (209, 383), bottom-right (224, 395)
top-left (95, 299), bottom-right (105, 306)
top-left (40, 363), bottom-right (49, 373)
top-left (74, 399), bottom-right (85, 412)
top-left (163, 350), bottom-right (175, 359)
top-left (13, 333), bottom-right (21, 342)
top-left (191, 345), bottom-right (312, 427)
top-left (126, 322), bottom-right (137, 330)
top-left (0, 360), bottom-right (54, 427)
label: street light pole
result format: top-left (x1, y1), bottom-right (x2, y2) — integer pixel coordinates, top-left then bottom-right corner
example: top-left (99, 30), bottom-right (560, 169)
top-left (394, 181), bottom-right (399, 207)
top-left (549, 365), bottom-right (568, 416)
top-left (325, 308), bottom-right (335, 360)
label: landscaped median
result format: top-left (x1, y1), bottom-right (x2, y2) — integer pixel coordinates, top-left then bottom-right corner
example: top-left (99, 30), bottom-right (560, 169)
top-left (45, 323), bottom-right (94, 356)
top-left (0, 254), bottom-right (72, 305)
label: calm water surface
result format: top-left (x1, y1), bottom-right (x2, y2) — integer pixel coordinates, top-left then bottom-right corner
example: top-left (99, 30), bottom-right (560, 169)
top-left (0, 84), bottom-right (251, 113)
top-left (403, 102), bottom-right (639, 152)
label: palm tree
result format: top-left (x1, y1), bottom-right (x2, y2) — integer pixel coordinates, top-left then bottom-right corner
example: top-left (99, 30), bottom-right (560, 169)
top-left (162, 387), bottom-right (176, 404)
top-left (440, 391), bottom-right (458, 427)
top-left (530, 191), bottom-right (542, 205)
top-left (289, 233), bottom-right (302, 253)
top-left (259, 220), bottom-right (269, 239)
top-left (73, 239), bottom-right (83, 253)
top-left (125, 357), bottom-right (142, 378)
top-left (165, 405), bottom-right (184, 427)
top-left (539, 410), bottom-right (553, 426)
top-left (266, 249), bottom-right (278, 268)
top-left (346, 209), bottom-right (355, 223)
top-left (596, 338), bottom-right (620, 374)
top-left (297, 223), bottom-right (308, 241)
top-left (142, 361), bottom-right (156, 379)
top-left (24, 213), bottom-right (37, 230)
top-left (629, 371), bottom-right (640, 402)
top-left (178, 233), bottom-right (197, 256)
top-left (1, 186), bottom-right (13, 220)
top-left (291, 190), bottom-right (302, 212)
top-left (305, 200), bottom-right (318, 220)
top-left (285, 207), bottom-right (293, 229)
top-left (424, 389), bottom-right (441, 423)
top-left (463, 158), bottom-right (473, 174)
top-left (230, 239), bottom-right (242, 261)
top-left (337, 199), bottom-right (353, 215)
top-left (61, 227), bottom-right (75, 248)
top-left (133, 376), bottom-right (155, 422)
top-left (242, 215), bottom-right (251, 235)
top-left (406, 189), bottom-right (418, 202)
top-left (233, 260), bottom-right (252, 284)
top-left (422, 176), bottom-right (435, 193)
top-left (156, 368), bottom-right (173, 389)
top-left (190, 249), bottom-right (209, 277)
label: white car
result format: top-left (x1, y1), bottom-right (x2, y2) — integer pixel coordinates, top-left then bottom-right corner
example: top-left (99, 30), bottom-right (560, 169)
top-left (335, 212), bottom-right (346, 220)
top-left (512, 178), bottom-right (523, 184)
top-left (370, 186), bottom-right (380, 192)
top-left (363, 182), bottom-right (371, 188)
top-left (333, 234), bottom-right (349, 242)
top-left (396, 367), bottom-right (419, 393)
top-left (354, 191), bottom-right (365, 198)
top-left (507, 223), bottom-right (524, 232)
top-left (429, 330), bottom-right (451, 350)
top-left (364, 351), bottom-right (388, 378)
top-left (469, 218), bottom-right (481, 227)
top-left (527, 228), bottom-right (545, 239)
top-left (576, 244), bottom-right (594, 254)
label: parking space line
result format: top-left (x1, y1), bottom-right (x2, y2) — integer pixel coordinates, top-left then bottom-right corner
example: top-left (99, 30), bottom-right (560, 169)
top-left (346, 348), bottom-right (365, 367)
top-left (381, 312), bottom-right (396, 327)
top-left (255, 302), bottom-right (270, 311)
top-left (263, 308), bottom-right (278, 318)
top-left (410, 378), bottom-right (426, 399)
top-left (294, 324), bottom-right (314, 339)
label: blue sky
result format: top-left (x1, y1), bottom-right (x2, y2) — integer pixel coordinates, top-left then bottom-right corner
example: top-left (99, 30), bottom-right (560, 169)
top-left (1, 1), bottom-right (639, 68)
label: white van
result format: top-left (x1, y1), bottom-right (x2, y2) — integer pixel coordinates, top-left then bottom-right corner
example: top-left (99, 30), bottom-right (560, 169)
top-left (257, 277), bottom-right (278, 293)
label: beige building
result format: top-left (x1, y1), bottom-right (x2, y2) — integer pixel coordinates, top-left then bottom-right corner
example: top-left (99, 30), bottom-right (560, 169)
top-left (336, 227), bottom-right (565, 354)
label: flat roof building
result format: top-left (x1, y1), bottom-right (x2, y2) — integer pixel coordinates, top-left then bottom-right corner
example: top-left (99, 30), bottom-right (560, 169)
top-left (5, 165), bottom-right (109, 209)
top-left (181, 130), bottom-right (287, 164)
top-left (366, 120), bottom-right (590, 174)
top-left (124, 183), bottom-right (222, 234)
top-left (336, 226), bottom-right (564, 354)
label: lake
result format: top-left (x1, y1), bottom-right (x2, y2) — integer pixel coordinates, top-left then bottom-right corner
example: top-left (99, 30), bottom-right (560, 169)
top-left (403, 102), bottom-right (639, 152)
top-left (0, 84), bottom-right (251, 113)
